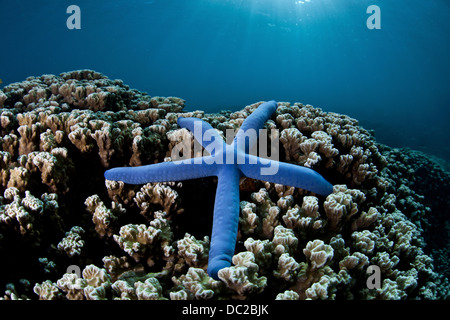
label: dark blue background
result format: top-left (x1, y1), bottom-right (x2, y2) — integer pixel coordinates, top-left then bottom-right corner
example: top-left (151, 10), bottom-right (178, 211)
top-left (1, 0), bottom-right (449, 163)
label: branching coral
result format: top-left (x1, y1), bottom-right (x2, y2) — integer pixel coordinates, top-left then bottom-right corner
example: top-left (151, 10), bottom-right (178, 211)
top-left (85, 194), bottom-right (125, 237)
top-left (218, 252), bottom-right (267, 298)
top-left (176, 233), bottom-right (210, 268)
top-left (113, 211), bottom-right (174, 267)
top-left (171, 267), bottom-right (223, 300)
top-left (134, 182), bottom-right (183, 219)
top-left (57, 226), bottom-right (85, 257)
top-left (0, 70), bottom-right (448, 300)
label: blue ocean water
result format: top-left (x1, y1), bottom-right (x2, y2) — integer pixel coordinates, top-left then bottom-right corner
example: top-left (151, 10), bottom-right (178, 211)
top-left (1, 0), bottom-right (449, 162)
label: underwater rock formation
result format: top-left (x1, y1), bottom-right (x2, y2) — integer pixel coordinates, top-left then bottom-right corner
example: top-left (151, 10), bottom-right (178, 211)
top-left (0, 70), bottom-right (448, 300)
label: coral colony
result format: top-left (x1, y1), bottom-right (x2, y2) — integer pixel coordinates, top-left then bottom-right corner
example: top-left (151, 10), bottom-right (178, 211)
top-left (0, 70), bottom-right (448, 300)
top-left (105, 100), bottom-right (334, 280)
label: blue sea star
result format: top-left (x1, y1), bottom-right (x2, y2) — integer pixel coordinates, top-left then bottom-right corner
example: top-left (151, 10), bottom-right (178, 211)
top-left (105, 100), bottom-right (333, 280)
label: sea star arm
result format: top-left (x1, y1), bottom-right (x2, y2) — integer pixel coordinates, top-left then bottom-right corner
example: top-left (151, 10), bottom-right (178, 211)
top-left (234, 100), bottom-right (278, 152)
top-left (207, 165), bottom-right (241, 280)
top-left (104, 156), bottom-right (218, 184)
top-left (178, 117), bottom-right (226, 155)
top-left (239, 154), bottom-right (333, 196)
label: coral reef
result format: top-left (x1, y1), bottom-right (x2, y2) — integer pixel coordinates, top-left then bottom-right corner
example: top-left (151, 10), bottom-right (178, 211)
top-left (104, 100), bottom-right (334, 280)
top-left (0, 70), bottom-right (448, 300)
